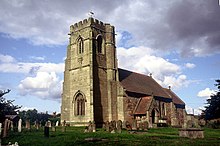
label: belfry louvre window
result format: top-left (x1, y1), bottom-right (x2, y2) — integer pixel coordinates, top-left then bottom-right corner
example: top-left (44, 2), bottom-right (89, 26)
top-left (75, 93), bottom-right (85, 116)
top-left (78, 37), bottom-right (84, 54)
top-left (97, 35), bottom-right (102, 53)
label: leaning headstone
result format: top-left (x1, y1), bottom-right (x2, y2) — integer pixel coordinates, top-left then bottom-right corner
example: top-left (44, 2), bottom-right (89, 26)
top-left (105, 121), bottom-right (110, 132)
top-left (92, 121), bottom-right (96, 132)
top-left (3, 119), bottom-right (9, 138)
top-left (18, 118), bottom-right (22, 132)
top-left (88, 121), bottom-right (93, 132)
top-left (132, 119), bottom-right (137, 130)
top-left (116, 120), bottom-right (122, 133)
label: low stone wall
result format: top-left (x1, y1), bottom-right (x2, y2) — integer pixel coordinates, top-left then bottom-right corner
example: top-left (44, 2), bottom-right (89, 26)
top-left (179, 128), bottom-right (204, 139)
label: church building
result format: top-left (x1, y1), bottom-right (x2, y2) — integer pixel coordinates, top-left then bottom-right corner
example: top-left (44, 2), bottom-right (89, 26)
top-left (61, 17), bottom-right (186, 127)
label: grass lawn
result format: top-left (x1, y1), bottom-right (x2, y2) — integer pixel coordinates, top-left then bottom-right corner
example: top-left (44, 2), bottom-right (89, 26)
top-left (1, 127), bottom-right (220, 146)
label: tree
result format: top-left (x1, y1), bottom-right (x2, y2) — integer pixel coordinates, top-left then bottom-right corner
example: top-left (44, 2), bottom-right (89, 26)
top-left (204, 80), bottom-right (220, 120)
top-left (18, 109), bottom-right (53, 125)
top-left (0, 89), bottom-right (21, 123)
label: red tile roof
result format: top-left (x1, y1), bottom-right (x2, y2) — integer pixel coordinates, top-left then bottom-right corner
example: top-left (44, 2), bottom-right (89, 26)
top-left (163, 88), bottom-right (185, 105)
top-left (133, 96), bottom-right (152, 115)
top-left (118, 68), bottom-right (170, 98)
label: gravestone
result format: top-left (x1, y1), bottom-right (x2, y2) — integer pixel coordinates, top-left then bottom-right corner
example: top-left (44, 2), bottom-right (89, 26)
top-left (18, 118), bottom-right (22, 132)
top-left (44, 126), bottom-right (49, 137)
top-left (55, 121), bottom-right (59, 127)
top-left (0, 123), bottom-right (1, 146)
top-left (10, 120), bottom-right (13, 131)
top-left (52, 126), bottom-right (56, 132)
top-left (25, 120), bottom-right (31, 130)
top-left (3, 119), bottom-right (9, 138)
top-left (105, 121), bottom-right (110, 132)
top-left (88, 121), bottom-right (93, 132)
top-left (92, 121), bottom-right (96, 132)
top-left (48, 120), bottom-right (52, 128)
top-left (132, 119), bottom-right (137, 130)
top-left (116, 120), bottom-right (122, 133)
top-left (125, 121), bottom-right (132, 131)
top-left (36, 121), bottom-right (39, 130)
top-left (61, 121), bottom-right (66, 132)
top-left (62, 120), bottom-right (66, 127)
top-left (122, 121), bottom-right (127, 129)
top-left (112, 120), bottom-right (116, 130)
top-left (143, 121), bottom-right (148, 130)
top-left (139, 122), bottom-right (143, 131)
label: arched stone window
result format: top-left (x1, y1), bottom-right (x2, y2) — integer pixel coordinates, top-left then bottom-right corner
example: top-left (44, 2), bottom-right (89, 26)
top-left (74, 93), bottom-right (86, 116)
top-left (97, 35), bottom-right (102, 53)
top-left (78, 37), bottom-right (84, 54)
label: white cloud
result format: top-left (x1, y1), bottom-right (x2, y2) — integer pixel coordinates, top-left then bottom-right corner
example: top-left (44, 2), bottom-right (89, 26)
top-left (0, 1), bottom-right (219, 56)
top-left (29, 56), bottom-right (45, 61)
top-left (162, 75), bottom-right (189, 89)
top-left (0, 61), bottom-right (64, 74)
top-left (197, 88), bottom-right (215, 98)
top-left (186, 105), bottom-right (203, 115)
top-left (0, 54), bottom-right (16, 63)
top-left (18, 72), bottom-right (62, 100)
top-left (117, 46), bottom-right (189, 90)
top-left (185, 63), bottom-right (196, 69)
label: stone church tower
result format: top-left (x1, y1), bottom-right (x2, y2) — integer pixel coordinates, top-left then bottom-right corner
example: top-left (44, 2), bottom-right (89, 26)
top-left (61, 18), bottom-right (123, 126)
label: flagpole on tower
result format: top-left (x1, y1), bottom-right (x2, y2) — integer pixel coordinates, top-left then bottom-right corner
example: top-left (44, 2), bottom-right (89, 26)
top-left (88, 11), bottom-right (94, 18)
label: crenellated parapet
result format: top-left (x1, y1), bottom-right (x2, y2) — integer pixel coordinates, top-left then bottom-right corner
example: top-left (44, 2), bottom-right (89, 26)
top-left (70, 18), bottom-right (114, 33)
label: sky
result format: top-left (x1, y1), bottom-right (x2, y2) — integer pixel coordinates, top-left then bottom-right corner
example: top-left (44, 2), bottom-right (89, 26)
top-left (0, 0), bottom-right (219, 114)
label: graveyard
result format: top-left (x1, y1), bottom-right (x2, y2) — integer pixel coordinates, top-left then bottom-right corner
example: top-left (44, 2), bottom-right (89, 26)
top-left (1, 124), bottom-right (220, 146)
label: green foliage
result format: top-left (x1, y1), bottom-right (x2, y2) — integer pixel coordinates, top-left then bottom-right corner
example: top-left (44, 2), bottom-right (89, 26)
top-left (0, 91), bottom-right (21, 123)
top-left (2, 127), bottom-right (220, 146)
top-left (204, 80), bottom-right (220, 120)
top-left (18, 109), bottom-right (53, 125)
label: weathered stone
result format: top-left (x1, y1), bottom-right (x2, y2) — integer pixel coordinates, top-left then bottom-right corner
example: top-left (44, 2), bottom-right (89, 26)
top-left (18, 118), bottom-right (22, 132)
top-left (105, 121), bottom-right (110, 132)
top-left (132, 119), bottom-right (137, 130)
top-left (179, 128), bottom-right (204, 139)
top-left (92, 121), bottom-right (96, 132)
top-left (116, 120), bottom-right (122, 133)
top-left (3, 119), bottom-right (9, 138)
top-left (52, 127), bottom-right (56, 132)
top-left (25, 120), bottom-right (31, 130)
top-left (44, 126), bottom-right (49, 137)
top-left (88, 121), bottom-right (93, 132)
top-left (55, 121), bottom-right (59, 127)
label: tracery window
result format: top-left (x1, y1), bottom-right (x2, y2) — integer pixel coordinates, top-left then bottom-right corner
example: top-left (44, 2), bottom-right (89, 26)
top-left (74, 93), bottom-right (85, 116)
top-left (78, 37), bottom-right (84, 54)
